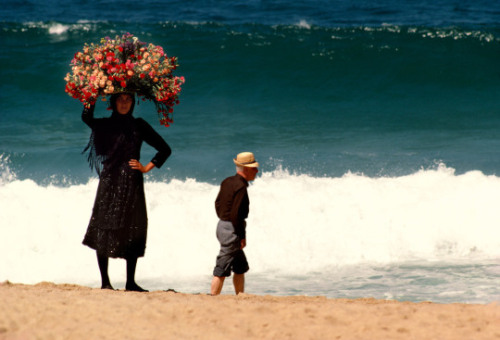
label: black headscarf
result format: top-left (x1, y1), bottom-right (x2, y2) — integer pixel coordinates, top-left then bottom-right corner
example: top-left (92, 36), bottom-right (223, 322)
top-left (84, 93), bottom-right (138, 175)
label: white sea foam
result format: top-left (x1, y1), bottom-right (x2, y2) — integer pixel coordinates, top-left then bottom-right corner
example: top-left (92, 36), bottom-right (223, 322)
top-left (296, 19), bottom-right (311, 29)
top-left (18, 21), bottom-right (97, 35)
top-left (48, 23), bottom-right (70, 35)
top-left (0, 154), bottom-right (16, 184)
top-left (1, 165), bottom-right (500, 289)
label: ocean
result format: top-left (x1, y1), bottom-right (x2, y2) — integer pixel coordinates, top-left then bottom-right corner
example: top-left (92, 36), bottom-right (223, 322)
top-left (1, 0), bottom-right (499, 303)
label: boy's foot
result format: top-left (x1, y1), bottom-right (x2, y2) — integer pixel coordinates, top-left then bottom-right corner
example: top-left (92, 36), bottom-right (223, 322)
top-left (101, 284), bottom-right (114, 290)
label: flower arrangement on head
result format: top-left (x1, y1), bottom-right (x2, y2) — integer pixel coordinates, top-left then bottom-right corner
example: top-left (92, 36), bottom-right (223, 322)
top-left (64, 33), bottom-right (185, 127)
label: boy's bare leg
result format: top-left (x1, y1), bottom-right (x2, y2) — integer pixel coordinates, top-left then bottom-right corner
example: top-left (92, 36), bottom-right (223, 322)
top-left (233, 273), bottom-right (245, 295)
top-left (210, 276), bottom-right (225, 295)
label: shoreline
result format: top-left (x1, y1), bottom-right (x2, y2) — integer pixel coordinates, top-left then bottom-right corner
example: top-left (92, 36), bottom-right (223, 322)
top-left (1, 281), bottom-right (499, 339)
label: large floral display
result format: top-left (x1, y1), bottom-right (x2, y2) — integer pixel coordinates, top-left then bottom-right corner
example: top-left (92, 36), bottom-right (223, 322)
top-left (65, 33), bottom-right (184, 127)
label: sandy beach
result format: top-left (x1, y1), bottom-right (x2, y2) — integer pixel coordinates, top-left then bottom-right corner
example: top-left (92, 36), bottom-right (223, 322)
top-left (1, 281), bottom-right (499, 340)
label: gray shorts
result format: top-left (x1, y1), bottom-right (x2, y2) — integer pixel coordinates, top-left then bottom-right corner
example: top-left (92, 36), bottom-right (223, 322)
top-left (213, 220), bottom-right (249, 277)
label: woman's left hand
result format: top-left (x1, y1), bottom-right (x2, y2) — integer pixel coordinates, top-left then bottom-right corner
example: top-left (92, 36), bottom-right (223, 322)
top-left (129, 160), bottom-right (155, 173)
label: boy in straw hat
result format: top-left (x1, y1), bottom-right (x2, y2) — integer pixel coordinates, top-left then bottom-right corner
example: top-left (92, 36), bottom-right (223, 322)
top-left (210, 152), bottom-right (259, 295)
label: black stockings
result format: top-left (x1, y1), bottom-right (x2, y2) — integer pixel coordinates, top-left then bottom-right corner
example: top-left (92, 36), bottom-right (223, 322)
top-left (97, 253), bottom-right (113, 290)
top-left (96, 253), bottom-right (148, 292)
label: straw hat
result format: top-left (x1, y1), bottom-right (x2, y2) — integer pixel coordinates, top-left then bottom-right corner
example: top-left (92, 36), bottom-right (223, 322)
top-left (233, 152), bottom-right (259, 168)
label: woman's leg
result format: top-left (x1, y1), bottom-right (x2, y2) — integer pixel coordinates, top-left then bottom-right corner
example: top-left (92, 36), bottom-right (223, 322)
top-left (125, 256), bottom-right (148, 292)
top-left (97, 253), bottom-right (114, 290)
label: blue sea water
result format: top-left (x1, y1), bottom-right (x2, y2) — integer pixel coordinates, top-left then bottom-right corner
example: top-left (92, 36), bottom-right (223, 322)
top-left (1, 0), bottom-right (499, 303)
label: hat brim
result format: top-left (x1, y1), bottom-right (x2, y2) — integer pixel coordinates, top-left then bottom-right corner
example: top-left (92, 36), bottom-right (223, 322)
top-left (234, 159), bottom-right (259, 168)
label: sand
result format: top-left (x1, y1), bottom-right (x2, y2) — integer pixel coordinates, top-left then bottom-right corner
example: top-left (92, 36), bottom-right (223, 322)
top-left (1, 281), bottom-right (499, 340)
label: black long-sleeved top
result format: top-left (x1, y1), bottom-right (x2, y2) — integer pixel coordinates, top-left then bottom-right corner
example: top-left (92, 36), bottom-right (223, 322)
top-left (82, 105), bottom-right (171, 170)
top-left (215, 174), bottom-right (249, 239)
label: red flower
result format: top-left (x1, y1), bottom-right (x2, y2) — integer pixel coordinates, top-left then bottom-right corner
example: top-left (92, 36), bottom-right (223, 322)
top-left (66, 33), bottom-right (183, 128)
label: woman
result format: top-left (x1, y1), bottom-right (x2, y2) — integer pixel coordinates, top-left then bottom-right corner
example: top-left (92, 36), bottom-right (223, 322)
top-left (82, 92), bottom-right (171, 292)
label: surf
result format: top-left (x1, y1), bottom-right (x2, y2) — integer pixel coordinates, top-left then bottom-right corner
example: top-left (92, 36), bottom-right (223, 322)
top-left (1, 164), bottom-right (499, 286)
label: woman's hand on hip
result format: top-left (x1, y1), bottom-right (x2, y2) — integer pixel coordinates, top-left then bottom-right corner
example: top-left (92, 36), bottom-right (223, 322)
top-left (129, 160), bottom-right (155, 173)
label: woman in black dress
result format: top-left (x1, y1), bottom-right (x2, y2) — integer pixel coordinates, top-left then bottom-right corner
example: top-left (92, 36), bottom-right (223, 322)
top-left (82, 92), bottom-right (171, 292)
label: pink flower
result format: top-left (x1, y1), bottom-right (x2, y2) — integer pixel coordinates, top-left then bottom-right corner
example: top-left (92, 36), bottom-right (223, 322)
top-left (125, 59), bottom-right (135, 69)
top-left (66, 33), bottom-right (183, 127)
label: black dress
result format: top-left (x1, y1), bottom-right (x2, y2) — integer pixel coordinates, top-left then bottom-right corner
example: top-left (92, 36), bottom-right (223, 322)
top-left (81, 105), bottom-right (171, 258)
